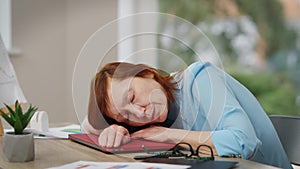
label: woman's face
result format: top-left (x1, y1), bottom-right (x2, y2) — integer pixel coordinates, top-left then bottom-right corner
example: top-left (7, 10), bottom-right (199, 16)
top-left (106, 75), bottom-right (168, 126)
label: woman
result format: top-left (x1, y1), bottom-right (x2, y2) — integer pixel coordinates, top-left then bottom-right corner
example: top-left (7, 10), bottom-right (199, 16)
top-left (82, 61), bottom-right (292, 169)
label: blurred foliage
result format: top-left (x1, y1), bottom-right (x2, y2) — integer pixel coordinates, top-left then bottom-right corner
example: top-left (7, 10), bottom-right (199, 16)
top-left (159, 0), bottom-right (298, 60)
top-left (230, 71), bottom-right (299, 116)
top-left (234, 0), bottom-right (298, 58)
top-left (159, 0), bottom-right (215, 23)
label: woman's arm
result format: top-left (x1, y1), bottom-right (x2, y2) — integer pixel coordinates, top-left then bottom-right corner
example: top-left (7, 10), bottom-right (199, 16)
top-left (131, 127), bottom-right (217, 156)
top-left (183, 62), bottom-right (259, 158)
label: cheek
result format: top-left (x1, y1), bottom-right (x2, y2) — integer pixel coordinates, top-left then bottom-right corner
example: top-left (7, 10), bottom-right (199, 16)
top-left (149, 89), bottom-right (168, 105)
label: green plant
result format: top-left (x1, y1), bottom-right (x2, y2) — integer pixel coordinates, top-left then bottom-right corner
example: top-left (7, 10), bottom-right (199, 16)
top-left (230, 71), bottom-right (299, 116)
top-left (0, 100), bottom-right (37, 134)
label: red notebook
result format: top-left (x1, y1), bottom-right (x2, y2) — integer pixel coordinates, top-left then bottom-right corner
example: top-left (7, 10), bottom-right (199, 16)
top-left (68, 134), bottom-right (175, 153)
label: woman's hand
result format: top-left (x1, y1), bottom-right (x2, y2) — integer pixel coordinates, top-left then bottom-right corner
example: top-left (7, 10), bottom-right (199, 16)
top-left (98, 124), bottom-right (131, 148)
top-left (131, 126), bottom-right (181, 143)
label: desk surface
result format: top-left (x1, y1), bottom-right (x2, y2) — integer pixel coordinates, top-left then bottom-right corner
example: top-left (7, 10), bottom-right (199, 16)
top-left (0, 137), bottom-right (280, 169)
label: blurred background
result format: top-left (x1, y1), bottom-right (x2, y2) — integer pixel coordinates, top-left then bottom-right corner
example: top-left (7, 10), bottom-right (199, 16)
top-left (158, 0), bottom-right (300, 117)
top-left (0, 0), bottom-right (299, 124)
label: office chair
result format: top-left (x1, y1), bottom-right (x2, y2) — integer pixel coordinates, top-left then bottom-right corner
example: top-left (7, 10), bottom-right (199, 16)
top-left (269, 115), bottom-right (300, 168)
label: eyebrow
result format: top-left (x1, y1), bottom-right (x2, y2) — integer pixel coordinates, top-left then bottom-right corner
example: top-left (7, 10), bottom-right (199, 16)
top-left (120, 88), bottom-right (128, 108)
top-left (109, 78), bottom-right (128, 107)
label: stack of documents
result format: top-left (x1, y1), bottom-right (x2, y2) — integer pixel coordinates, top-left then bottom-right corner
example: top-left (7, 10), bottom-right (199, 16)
top-left (27, 124), bottom-right (81, 139)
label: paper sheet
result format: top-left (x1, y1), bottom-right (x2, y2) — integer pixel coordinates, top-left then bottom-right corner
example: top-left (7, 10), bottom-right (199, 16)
top-left (5, 124), bottom-right (81, 139)
top-left (29, 124), bottom-right (82, 139)
top-left (47, 161), bottom-right (190, 169)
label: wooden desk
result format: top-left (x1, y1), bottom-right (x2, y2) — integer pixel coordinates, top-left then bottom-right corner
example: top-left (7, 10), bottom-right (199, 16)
top-left (0, 137), bottom-right (280, 169)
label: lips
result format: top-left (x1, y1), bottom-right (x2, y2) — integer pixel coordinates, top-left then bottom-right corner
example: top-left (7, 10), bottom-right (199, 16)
top-left (151, 106), bottom-right (156, 121)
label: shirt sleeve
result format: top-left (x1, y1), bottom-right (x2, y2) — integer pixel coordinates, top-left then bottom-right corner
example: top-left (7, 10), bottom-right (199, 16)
top-left (210, 93), bottom-right (261, 159)
top-left (188, 62), bottom-right (261, 159)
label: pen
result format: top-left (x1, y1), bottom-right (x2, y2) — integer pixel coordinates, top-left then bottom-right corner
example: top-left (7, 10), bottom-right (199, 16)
top-left (134, 155), bottom-right (157, 160)
top-left (168, 156), bottom-right (186, 159)
top-left (134, 154), bottom-right (186, 160)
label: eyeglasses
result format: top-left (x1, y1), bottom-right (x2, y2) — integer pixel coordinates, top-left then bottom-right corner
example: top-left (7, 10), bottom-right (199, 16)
top-left (173, 142), bottom-right (215, 161)
top-left (140, 142), bottom-right (214, 161)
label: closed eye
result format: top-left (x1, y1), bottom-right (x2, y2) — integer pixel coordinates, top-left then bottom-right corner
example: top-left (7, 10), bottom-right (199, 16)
top-left (128, 89), bottom-right (135, 103)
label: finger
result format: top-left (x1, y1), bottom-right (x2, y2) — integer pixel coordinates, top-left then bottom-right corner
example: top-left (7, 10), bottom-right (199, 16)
top-left (113, 133), bottom-right (123, 147)
top-left (114, 126), bottom-right (128, 147)
top-left (106, 126), bottom-right (117, 148)
top-left (98, 129), bottom-right (108, 147)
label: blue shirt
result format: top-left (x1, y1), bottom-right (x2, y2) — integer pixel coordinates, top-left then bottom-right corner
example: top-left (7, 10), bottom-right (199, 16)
top-left (173, 61), bottom-right (292, 169)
